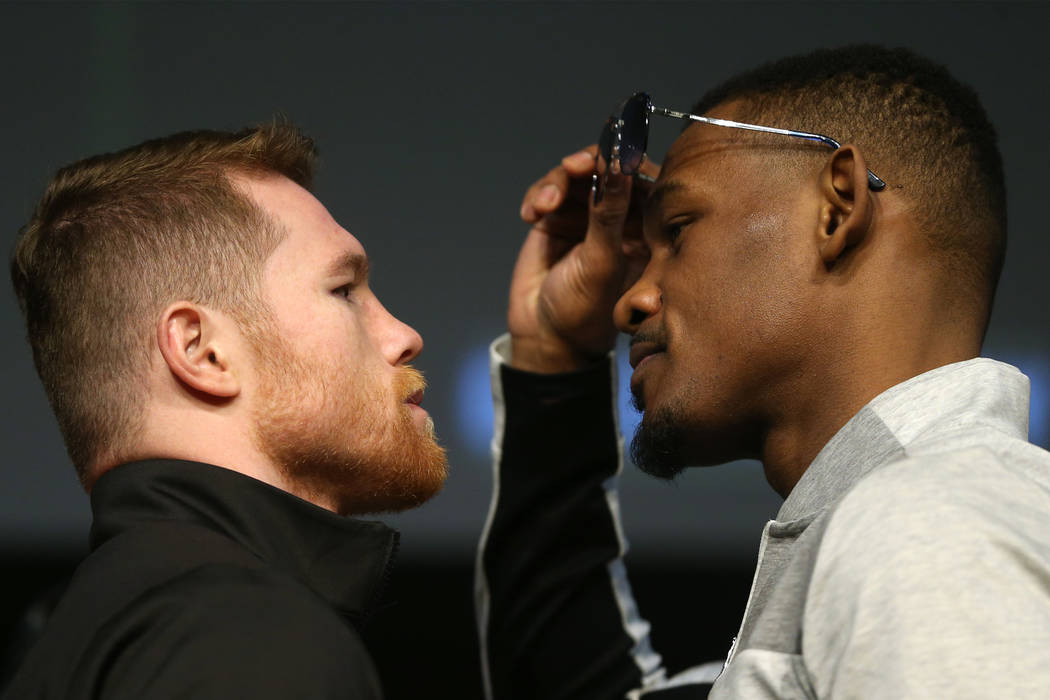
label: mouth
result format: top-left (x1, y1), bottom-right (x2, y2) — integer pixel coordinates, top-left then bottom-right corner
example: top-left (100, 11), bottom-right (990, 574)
top-left (629, 341), bottom-right (666, 370)
top-left (405, 388), bottom-right (424, 406)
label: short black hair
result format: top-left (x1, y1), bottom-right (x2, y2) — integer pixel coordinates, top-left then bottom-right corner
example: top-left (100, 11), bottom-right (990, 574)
top-left (692, 45), bottom-right (1006, 326)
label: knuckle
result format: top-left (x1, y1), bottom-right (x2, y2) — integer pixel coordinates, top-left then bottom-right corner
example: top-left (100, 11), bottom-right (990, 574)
top-left (591, 204), bottom-right (629, 230)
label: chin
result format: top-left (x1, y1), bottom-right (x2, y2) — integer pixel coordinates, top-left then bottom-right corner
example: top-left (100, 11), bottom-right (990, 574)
top-left (324, 432), bottom-right (450, 516)
top-left (256, 405), bottom-right (450, 516)
top-left (630, 407), bottom-right (689, 480)
top-left (340, 445), bottom-right (449, 515)
top-left (251, 347), bottom-right (450, 516)
top-left (630, 396), bottom-right (753, 478)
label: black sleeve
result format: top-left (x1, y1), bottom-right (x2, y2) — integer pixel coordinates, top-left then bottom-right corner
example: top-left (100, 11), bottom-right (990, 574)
top-left (478, 355), bottom-right (711, 700)
top-left (86, 564), bottom-right (384, 699)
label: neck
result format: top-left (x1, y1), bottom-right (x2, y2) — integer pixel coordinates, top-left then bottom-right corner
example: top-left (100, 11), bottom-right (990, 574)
top-left (104, 402), bottom-right (340, 513)
top-left (758, 316), bottom-right (981, 498)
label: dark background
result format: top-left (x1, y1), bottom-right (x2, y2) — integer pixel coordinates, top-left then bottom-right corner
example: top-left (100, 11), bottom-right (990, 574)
top-left (1, 2), bottom-right (1047, 697)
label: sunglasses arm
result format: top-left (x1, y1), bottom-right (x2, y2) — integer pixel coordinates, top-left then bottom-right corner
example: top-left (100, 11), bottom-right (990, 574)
top-left (653, 107), bottom-right (887, 192)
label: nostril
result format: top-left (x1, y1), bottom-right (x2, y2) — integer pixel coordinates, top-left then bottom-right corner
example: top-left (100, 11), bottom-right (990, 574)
top-left (397, 346), bottom-right (417, 366)
top-left (629, 308), bottom-right (647, 327)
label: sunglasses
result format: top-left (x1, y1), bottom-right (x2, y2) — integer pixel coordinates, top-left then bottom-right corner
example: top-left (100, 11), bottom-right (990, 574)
top-left (592, 92), bottom-right (886, 203)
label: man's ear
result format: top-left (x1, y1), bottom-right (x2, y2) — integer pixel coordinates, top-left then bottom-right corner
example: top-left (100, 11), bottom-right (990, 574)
top-left (156, 303), bottom-right (240, 399)
top-left (816, 145), bottom-right (875, 265)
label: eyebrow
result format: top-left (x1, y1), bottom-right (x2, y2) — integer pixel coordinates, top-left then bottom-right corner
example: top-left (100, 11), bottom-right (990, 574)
top-left (326, 251), bottom-right (370, 280)
top-left (644, 180), bottom-right (686, 221)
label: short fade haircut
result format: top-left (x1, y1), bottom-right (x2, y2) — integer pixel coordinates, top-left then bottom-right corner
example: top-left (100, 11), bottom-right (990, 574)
top-left (692, 45), bottom-right (1006, 327)
top-left (11, 120), bottom-right (317, 484)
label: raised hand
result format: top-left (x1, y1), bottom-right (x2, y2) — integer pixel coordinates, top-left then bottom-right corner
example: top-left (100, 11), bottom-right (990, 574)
top-left (508, 147), bottom-right (656, 373)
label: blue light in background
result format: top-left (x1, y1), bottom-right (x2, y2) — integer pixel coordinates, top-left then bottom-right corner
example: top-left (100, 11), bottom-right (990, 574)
top-left (454, 343), bottom-right (495, 456)
top-left (616, 347), bottom-right (642, 444)
top-left (614, 349), bottom-right (1050, 448)
top-left (1001, 354), bottom-right (1049, 447)
top-left (454, 341), bottom-right (643, 457)
top-left (454, 344), bottom-right (1050, 454)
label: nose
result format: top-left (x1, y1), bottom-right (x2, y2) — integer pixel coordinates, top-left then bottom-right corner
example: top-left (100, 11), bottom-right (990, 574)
top-left (394, 321), bottom-right (424, 366)
top-left (375, 300), bottom-right (424, 366)
top-left (614, 271), bottom-right (662, 335)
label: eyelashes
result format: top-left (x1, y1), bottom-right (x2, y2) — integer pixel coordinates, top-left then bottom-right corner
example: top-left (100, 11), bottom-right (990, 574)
top-left (658, 211), bottom-right (704, 253)
top-left (664, 222), bottom-right (685, 246)
top-left (662, 217), bottom-right (695, 251)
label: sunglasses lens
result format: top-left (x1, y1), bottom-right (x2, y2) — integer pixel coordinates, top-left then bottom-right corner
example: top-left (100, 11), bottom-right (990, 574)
top-left (619, 94), bottom-right (649, 175)
top-left (593, 93), bottom-right (651, 204)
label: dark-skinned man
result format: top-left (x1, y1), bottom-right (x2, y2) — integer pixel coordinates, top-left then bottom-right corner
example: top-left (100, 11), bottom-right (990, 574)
top-left (477, 45), bottom-right (1050, 699)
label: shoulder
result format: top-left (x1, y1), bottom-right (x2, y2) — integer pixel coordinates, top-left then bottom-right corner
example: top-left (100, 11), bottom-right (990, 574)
top-left (826, 444), bottom-right (1050, 550)
top-left (95, 562), bottom-right (382, 698)
top-left (152, 559), bottom-right (355, 628)
top-left (801, 448), bottom-right (1050, 696)
top-left (807, 444), bottom-right (1050, 616)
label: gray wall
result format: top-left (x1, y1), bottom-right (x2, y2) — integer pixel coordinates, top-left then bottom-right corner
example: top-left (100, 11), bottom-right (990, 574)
top-left (2, 2), bottom-right (1047, 563)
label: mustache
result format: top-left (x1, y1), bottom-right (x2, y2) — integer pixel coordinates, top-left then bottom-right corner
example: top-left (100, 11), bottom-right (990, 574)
top-left (396, 365), bottom-right (427, 398)
top-left (629, 327), bottom-right (669, 349)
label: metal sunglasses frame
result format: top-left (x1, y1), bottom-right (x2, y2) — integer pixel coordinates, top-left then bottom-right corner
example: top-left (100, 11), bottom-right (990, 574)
top-left (593, 91), bottom-right (886, 203)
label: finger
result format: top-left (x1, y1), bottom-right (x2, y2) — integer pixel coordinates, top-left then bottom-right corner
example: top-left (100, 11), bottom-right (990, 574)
top-left (520, 166), bottom-right (570, 223)
top-left (560, 147), bottom-right (597, 176)
top-left (520, 168), bottom-right (592, 223)
top-left (622, 250), bottom-right (648, 294)
top-left (521, 183), bottom-right (563, 222)
top-left (531, 170), bottom-right (636, 246)
top-left (624, 176), bottom-right (651, 229)
top-left (621, 236), bottom-right (650, 260)
top-left (586, 169), bottom-right (633, 251)
top-left (638, 156), bottom-right (661, 181)
top-left (521, 147), bottom-right (599, 222)
top-left (618, 166), bottom-right (656, 251)
top-left (532, 203), bottom-right (590, 243)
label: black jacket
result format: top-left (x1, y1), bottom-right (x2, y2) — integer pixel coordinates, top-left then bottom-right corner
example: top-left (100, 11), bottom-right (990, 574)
top-left (477, 356), bottom-right (712, 699)
top-left (3, 459), bottom-right (398, 699)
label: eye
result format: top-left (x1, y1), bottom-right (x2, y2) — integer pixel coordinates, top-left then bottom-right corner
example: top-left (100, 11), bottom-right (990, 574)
top-left (666, 222), bottom-right (683, 244)
top-left (663, 219), bottom-right (690, 250)
top-left (333, 284), bottom-right (354, 302)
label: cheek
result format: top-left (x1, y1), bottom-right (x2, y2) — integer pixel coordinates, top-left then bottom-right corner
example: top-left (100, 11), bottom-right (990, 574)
top-left (664, 242), bottom-right (742, 344)
top-left (743, 210), bottom-right (788, 242)
top-left (277, 322), bottom-right (380, 399)
top-left (307, 300), bottom-right (370, 352)
top-left (665, 247), bottom-right (806, 362)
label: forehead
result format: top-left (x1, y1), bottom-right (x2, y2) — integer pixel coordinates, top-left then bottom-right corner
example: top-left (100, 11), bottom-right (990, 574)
top-left (648, 125), bottom-right (768, 215)
top-left (661, 101), bottom-right (768, 179)
top-left (650, 105), bottom-right (804, 218)
top-left (236, 173), bottom-right (365, 268)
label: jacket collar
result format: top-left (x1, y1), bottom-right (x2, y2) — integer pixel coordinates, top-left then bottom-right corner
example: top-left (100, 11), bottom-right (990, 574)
top-left (89, 459), bottom-right (399, 622)
top-left (777, 358), bottom-right (1031, 523)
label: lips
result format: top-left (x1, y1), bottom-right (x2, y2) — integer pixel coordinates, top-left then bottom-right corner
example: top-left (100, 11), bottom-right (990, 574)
top-left (629, 341), bottom-right (666, 369)
top-left (405, 389), bottom-right (424, 406)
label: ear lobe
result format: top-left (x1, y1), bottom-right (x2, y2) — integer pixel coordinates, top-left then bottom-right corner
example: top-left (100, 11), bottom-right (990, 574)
top-left (817, 145), bottom-right (874, 265)
top-left (157, 303), bottom-right (240, 399)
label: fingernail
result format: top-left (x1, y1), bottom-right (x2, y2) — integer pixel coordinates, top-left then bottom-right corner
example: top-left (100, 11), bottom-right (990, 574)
top-left (539, 184), bottom-right (559, 206)
top-left (567, 150), bottom-right (593, 166)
